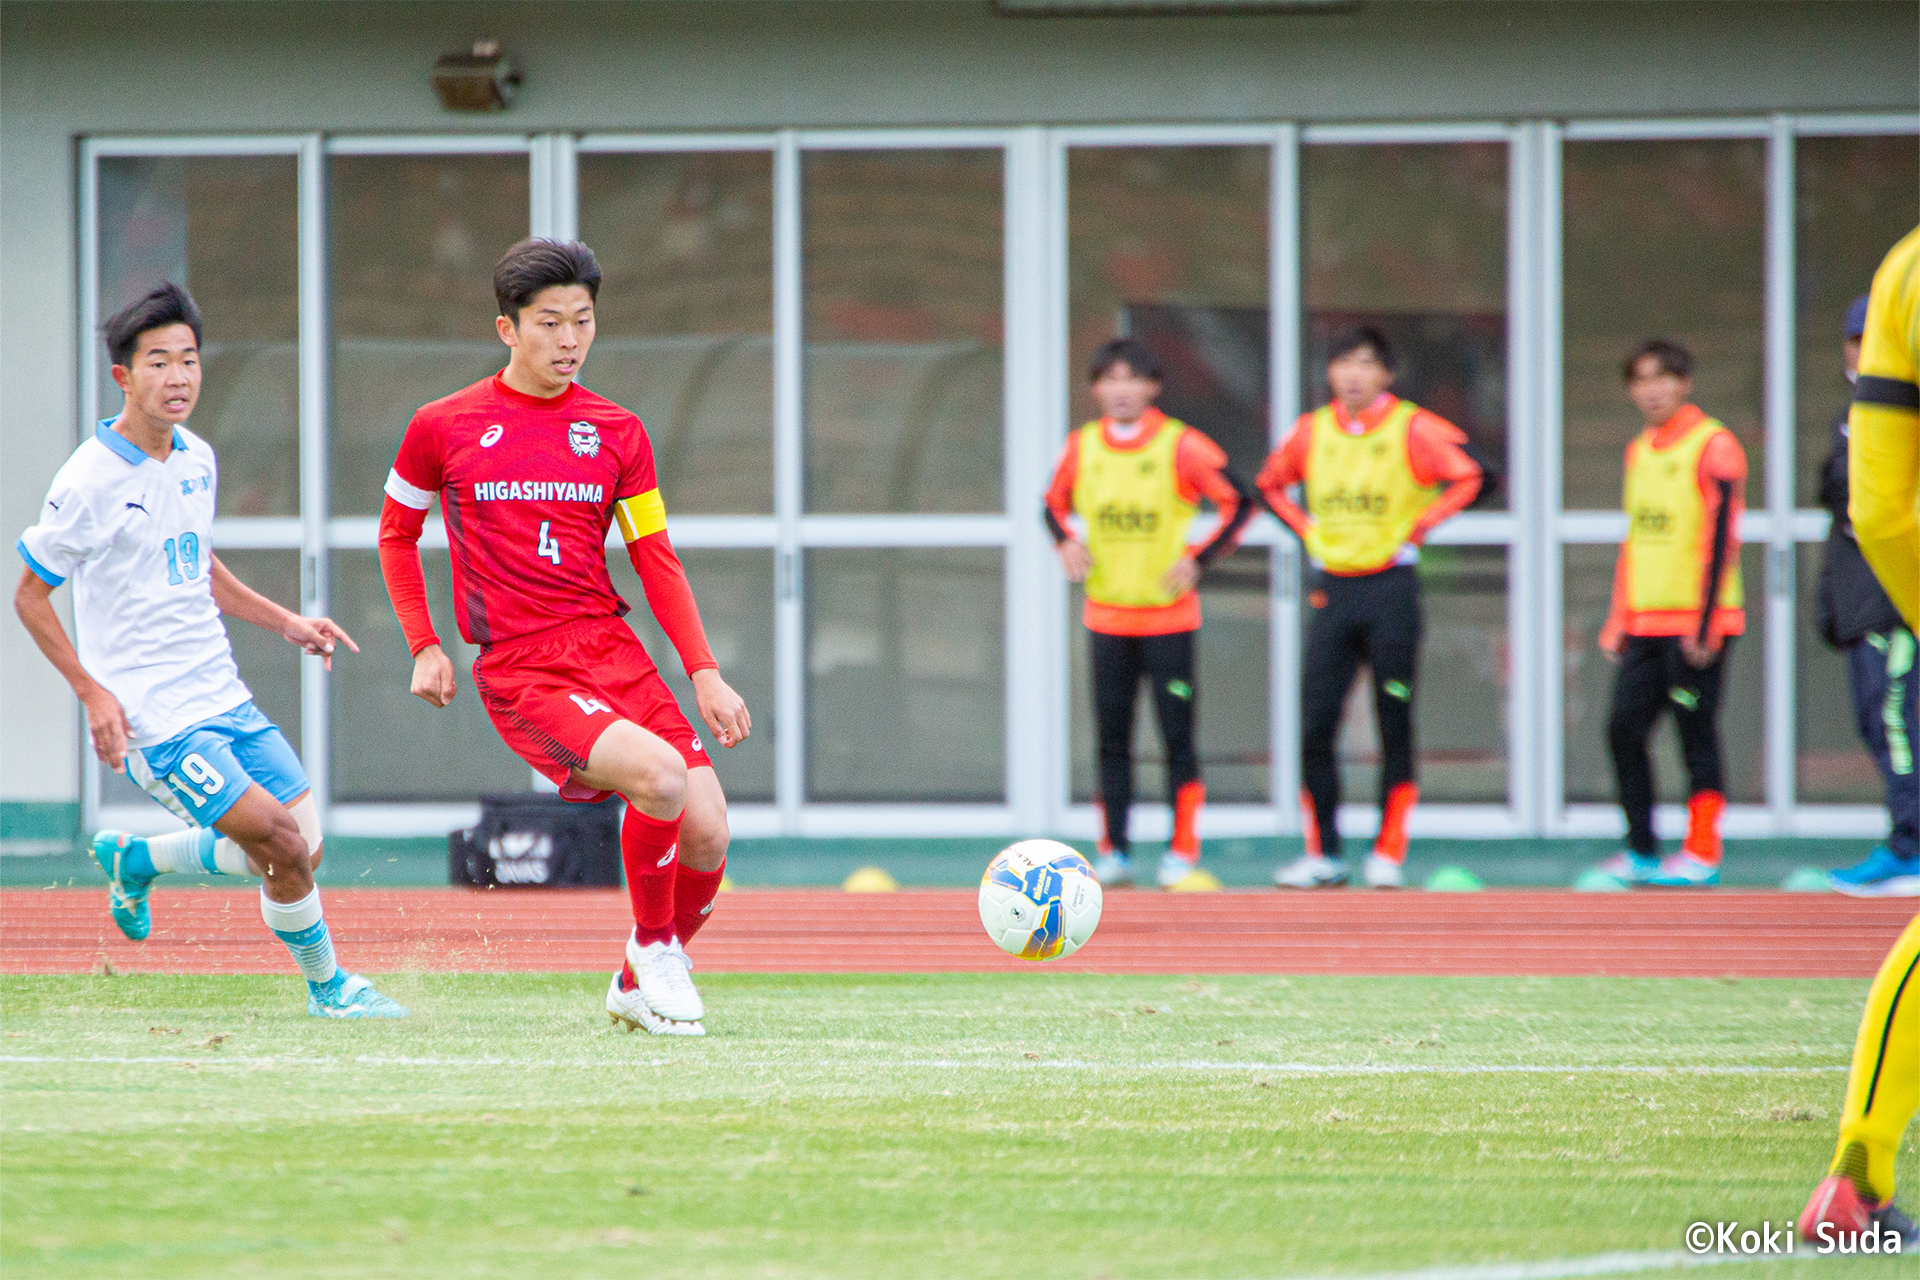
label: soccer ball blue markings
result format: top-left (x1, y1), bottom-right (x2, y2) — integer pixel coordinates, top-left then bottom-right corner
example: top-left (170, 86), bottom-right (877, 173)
top-left (978, 839), bottom-right (1102, 961)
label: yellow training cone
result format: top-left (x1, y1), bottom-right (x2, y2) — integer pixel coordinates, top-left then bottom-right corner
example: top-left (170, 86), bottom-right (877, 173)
top-left (1165, 868), bottom-right (1222, 893)
top-left (842, 866), bottom-right (899, 893)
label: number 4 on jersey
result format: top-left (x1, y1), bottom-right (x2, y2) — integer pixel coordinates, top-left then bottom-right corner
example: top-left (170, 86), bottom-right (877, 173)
top-left (537, 520), bottom-right (561, 566)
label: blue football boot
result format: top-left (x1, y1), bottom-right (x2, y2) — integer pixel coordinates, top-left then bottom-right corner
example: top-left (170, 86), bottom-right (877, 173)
top-left (92, 831), bottom-right (156, 941)
top-left (308, 972), bottom-right (408, 1018)
top-left (1829, 847), bottom-right (1920, 898)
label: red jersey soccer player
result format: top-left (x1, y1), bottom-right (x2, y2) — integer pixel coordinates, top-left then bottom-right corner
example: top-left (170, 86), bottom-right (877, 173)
top-left (379, 239), bottom-right (750, 1036)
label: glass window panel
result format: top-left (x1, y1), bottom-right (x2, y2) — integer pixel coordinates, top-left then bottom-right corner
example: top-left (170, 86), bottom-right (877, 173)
top-left (606, 548), bottom-right (775, 803)
top-left (96, 549), bottom-right (306, 810)
top-left (1070, 547), bottom-right (1271, 805)
top-left (803, 150), bottom-right (1003, 513)
top-left (97, 155), bottom-right (300, 517)
top-left (1067, 146), bottom-right (1270, 479)
top-left (1410, 546), bottom-right (1510, 803)
top-left (329, 154), bottom-right (528, 516)
top-left (1562, 140), bottom-right (1766, 510)
top-left (1794, 134), bottom-right (1920, 504)
top-left (806, 548), bottom-right (1004, 801)
top-left (578, 152), bottom-right (774, 514)
top-left (1303, 143), bottom-right (1508, 507)
top-left (1279, 547), bottom-right (1511, 808)
top-left (327, 550), bottom-right (529, 802)
top-left (1561, 543), bottom-right (1765, 805)
top-left (1794, 542), bottom-right (1884, 803)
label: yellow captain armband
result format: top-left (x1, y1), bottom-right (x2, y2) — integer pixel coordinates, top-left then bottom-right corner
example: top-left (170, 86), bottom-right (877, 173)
top-left (613, 489), bottom-right (668, 543)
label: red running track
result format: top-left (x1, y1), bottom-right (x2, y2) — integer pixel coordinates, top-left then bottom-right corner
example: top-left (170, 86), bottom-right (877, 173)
top-left (1, 888), bottom-right (1913, 977)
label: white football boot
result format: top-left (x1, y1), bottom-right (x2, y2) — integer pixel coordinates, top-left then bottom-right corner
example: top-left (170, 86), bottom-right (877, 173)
top-left (1362, 854), bottom-right (1405, 889)
top-left (627, 933), bottom-right (706, 1031)
top-left (607, 968), bottom-right (704, 1037)
top-left (1273, 853), bottom-right (1347, 889)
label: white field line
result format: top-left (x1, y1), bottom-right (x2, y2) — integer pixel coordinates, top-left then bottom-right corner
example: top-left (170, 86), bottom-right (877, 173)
top-left (0, 1054), bottom-right (1847, 1074)
top-left (1258, 1248), bottom-right (1819, 1280)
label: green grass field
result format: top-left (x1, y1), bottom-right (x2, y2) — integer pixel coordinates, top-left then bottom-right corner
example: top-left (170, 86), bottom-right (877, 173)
top-left (2, 972), bottom-right (1914, 1279)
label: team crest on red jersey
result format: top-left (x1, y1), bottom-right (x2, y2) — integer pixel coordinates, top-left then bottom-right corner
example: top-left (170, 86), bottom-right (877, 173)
top-left (567, 421), bottom-right (601, 458)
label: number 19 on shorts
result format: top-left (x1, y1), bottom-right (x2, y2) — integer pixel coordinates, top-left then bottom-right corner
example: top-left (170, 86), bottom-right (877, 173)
top-left (169, 753), bottom-right (226, 808)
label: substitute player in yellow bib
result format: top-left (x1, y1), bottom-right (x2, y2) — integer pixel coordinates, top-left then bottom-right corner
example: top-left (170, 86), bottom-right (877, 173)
top-left (1799, 225), bottom-right (1920, 1251)
top-left (1583, 339), bottom-right (1747, 889)
top-left (1045, 338), bottom-right (1255, 889)
top-left (1259, 327), bottom-right (1482, 889)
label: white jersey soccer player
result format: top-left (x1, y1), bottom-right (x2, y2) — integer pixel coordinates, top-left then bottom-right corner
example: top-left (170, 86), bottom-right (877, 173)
top-left (13, 282), bottom-right (403, 1018)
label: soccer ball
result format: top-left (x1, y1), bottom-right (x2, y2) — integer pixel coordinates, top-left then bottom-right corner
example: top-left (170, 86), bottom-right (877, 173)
top-left (978, 839), bottom-right (1103, 961)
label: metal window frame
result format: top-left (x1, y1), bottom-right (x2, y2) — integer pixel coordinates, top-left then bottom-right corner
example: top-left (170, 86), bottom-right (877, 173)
top-left (76, 115), bottom-right (1914, 845)
top-left (80, 135), bottom-right (318, 836)
top-left (1542, 113), bottom-right (1909, 844)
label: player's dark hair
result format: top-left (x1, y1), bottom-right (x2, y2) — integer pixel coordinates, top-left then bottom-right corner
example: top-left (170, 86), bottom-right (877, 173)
top-left (103, 282), bottom-right (203, 367)
top-left (1622, 337), bottom-right (1693, 381)
top-left (494, 237), bottom-right (603, 322)
top-left (1087, 337), bottom-right (1163, 383)
top-left (1327, 325), bottom-right (1397, 373)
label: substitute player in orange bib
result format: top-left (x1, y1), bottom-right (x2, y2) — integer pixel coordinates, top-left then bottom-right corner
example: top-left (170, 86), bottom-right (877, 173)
top-left (1259, 327), bottom-right (1482, 889)
top-left (1044, 338), bottom-right (1256, 890)
top-left (378, 238), bottom-right (750, 1036)
top-left (1584, 338), bottom-right (1746, 888)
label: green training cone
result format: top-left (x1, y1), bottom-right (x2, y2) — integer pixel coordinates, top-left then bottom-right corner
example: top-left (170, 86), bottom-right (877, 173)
top-left (1573, 867), bottom-right (1630, 893)
top-left (1779, 866), bottom-right (1831, 893)
top-left (1423, 866), bottom-right (1483, 892)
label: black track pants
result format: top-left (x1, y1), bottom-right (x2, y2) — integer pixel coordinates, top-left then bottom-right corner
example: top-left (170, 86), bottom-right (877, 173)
top-left (1607, 635), bottom-right (1732, 855)
top-left (1300, 565), bottom-right (1422, 857)
top-left (1091, 629), bottom-right (1199, 854)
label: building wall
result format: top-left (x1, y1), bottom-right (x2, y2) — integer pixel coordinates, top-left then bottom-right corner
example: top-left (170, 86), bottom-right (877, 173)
top-left (3, 0), bottom-right (1916, 822)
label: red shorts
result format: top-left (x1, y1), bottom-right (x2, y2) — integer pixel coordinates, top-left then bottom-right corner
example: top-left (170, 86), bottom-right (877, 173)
top-left (472, 616), bottom-right (708, 803)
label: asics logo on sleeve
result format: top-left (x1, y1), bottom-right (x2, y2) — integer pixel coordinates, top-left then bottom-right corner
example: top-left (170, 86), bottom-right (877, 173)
top-left (480, 424), bottom-right (505, 447)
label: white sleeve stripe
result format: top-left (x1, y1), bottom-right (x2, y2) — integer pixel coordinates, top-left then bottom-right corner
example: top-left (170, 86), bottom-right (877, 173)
top-left (384, 469), bottom-right (434, 510)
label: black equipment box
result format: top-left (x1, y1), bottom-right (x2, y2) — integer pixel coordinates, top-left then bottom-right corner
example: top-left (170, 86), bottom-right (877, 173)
top-left (448, 792), bottom-right (622, 888)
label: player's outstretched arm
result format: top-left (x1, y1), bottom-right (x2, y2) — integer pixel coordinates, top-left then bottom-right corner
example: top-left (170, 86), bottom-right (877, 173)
top-left (12, 567), bottom-right (132, 771)
top-left (208, 555), bottom-right (358, 671)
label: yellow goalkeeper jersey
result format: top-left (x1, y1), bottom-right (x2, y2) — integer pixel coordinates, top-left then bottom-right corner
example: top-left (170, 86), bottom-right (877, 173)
top-left (1849, 224), bottom-right (1920, 629)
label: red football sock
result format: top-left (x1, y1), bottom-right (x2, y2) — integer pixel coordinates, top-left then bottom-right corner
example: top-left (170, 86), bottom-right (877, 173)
top-left (1170, 780), bottom-right (1205, 860)
top-left (621, 806), bottom-right (681, 947)
top-left (673, 861), bottom-right (726, 944)
top-left (1373, 782), bottom-right (1418, 864)
top-left (1682, 790), bottom-right (1725, 864)
top-left (1299, 794), bottom-right (1323, 856)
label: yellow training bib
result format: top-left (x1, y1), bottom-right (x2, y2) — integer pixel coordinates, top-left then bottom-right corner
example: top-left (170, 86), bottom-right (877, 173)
top-left (1303, 400), bottom-right (1439, 574)
top-left (1622, 417), bottom-right (1743, 614)
top-left (1074, 419), bottom-right (1194, 609)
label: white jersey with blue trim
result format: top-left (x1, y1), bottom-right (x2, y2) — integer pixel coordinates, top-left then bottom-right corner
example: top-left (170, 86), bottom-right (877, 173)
top-left (16, 419), bottom-right (251, 746)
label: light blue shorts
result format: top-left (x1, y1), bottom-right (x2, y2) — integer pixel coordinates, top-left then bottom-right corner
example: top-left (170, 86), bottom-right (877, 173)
top-left (126, 701), bottom-right (310, 827)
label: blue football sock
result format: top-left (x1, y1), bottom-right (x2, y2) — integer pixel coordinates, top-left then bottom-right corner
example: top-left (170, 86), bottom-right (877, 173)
top-left (259, 888), bottom-right (340, 986)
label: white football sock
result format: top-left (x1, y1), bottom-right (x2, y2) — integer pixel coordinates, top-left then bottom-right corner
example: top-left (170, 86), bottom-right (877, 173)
top-left (211, 838), bottom-right (252, 876)
top-left (144, 828), bottom-right (215, 876)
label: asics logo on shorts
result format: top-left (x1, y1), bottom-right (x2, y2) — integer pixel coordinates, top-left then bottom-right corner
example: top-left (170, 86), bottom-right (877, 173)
top-left (690, 737), bottom-right (703, 753)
